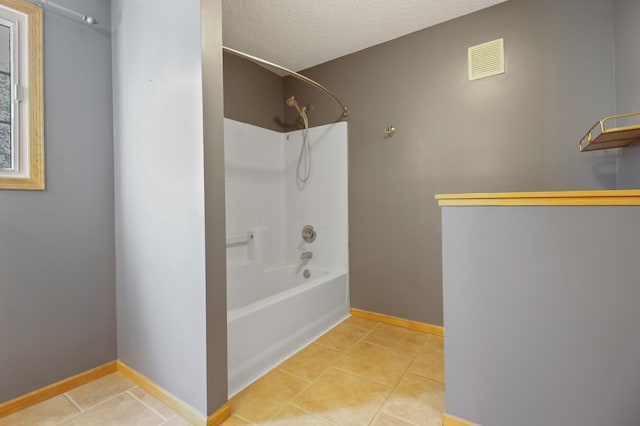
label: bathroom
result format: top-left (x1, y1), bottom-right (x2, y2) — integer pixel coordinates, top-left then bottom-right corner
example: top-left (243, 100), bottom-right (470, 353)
top-left (1, 0), bottom-right (639, 425)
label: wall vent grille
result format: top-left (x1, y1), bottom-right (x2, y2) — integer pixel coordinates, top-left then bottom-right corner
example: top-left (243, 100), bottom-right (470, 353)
top-left (468, 38), bottom-right (504, 81)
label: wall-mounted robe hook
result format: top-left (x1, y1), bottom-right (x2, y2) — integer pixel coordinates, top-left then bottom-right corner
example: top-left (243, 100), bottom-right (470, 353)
top-left (384, 125), bottom-right (396, 138)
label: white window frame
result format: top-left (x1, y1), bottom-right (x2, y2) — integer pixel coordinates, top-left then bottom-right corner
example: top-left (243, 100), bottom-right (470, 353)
top-left (0, 0), bottom-right (43, 190)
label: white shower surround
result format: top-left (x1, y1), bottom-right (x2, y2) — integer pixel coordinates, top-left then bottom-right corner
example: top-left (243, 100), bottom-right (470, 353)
top-left (224, 118), bottom-right (349, 397)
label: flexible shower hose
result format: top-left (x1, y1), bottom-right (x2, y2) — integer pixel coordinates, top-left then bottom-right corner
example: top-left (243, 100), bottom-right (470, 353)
top-left (296, 113), bottom-right (311, 183)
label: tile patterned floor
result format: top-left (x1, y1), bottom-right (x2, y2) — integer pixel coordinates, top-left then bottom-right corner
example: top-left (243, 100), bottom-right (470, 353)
top-left (0, 373), bottom-right (192, 426)
top-left (0, 317), bottom-right (444, 425)
top-left (226, 316), bottom-right (445, 425)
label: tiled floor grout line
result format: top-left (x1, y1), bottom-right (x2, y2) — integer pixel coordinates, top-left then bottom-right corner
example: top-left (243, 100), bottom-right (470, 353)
top-left (368, 341), bottom-right (422, 425)
top-left (257, 368), bottom-right (315, 423)
top-left (420, 333), bottom-right (434, 350)
top-left (8, 320), bottom-right (443, 425)
top-left (310, 323), bottom-right (378, 362)
top-left (158, 414), bottom-right (179, 426)
top-left (359, 337), bottom-right (424, 354)
top-left (58, 387), bottom-right (136, 423)
top-left (126, 389), bottom-right (174, 422)
top-left (288, 403), bottom-right (339, 425)
top-left (411, 333), bottom-right (446, 384)
top-left (374, 411), bottom-right (420, 426)
top-left (284, 352), bottom-right (340, 425)
top-left (407, 366), bottom-right (445, 384)
top-left (63, 393), bottom-right (84, 413)
top-left (344, 320), bottom-right (382, 331)
top-left (284, 323), bottom-right (393, 425)
top-left (230, 319), bottom-right (444, 425)
top-left (330, 365), bottom-right (395, 389)
top-left (48, 394), bottom-right (84, 426)
top-left (232, 413), bottom-right (252, 424)
top-left (283, 320), bottom-right (429, 425)
top-left (278, 325), bottom-right (381, 425)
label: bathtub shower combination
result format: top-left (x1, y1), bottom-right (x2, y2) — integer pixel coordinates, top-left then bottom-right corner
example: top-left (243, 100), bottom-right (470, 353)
top-left (224, 117), bottom-right (349, 397)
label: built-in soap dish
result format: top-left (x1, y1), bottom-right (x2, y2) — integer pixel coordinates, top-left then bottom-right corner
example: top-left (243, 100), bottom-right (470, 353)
top-left (579, 112), bottom-right (640, 152)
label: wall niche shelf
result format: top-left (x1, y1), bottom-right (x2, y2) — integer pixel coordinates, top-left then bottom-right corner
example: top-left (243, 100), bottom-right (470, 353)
top-left (579, 112), bottom-right (640, 152)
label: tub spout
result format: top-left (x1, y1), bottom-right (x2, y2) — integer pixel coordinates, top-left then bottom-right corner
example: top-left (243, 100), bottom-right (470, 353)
top-left (300, 251), bottom-right (313, 260)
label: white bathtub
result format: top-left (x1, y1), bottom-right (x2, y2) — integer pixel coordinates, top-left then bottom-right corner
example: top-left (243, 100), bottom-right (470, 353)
top-left (227, 265), bottom-right (349, 397)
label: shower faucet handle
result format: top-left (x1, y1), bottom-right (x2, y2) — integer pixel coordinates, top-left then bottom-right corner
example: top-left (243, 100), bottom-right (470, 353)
top-left (302, 225), bottom-right (317, 243)
top-left (300, 252), bottom-right (313, 260)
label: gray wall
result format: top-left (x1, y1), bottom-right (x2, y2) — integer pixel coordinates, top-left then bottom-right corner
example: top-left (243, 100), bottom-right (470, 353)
top-left (0, 0), bottom-right (116, 403)
top-left (442, 206), bottom-right (640, 426)
top-left (283, 0), bottom-right (617, 326)
top-left (202, 0), bottom-right (229, 414)
top-left (614, 0), bottom-right (640, 188)
top-left (112, 0), bottom-right (209, 414)
top-left (223, 52), bottom-right (284, 132)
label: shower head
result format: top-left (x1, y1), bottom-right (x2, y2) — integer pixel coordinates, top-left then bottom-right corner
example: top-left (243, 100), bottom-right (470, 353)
top-left (286, 96), bottom-right (307, 114)
top-left (286, 95), bottom-right (304, 116)
top-left (286, 95), bottom-right (310, 129)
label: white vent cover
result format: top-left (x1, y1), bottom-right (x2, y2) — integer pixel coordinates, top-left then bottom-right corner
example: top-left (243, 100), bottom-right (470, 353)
top-left (468, 38), bottom-right (504, 81)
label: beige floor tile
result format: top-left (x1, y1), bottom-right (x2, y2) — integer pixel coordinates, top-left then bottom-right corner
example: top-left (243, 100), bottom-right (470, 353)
top-left (380, 373), bottom-right (444, 426)
top-left (335, 342), bottom-right (414, 387)
top-left (314, 323), bottom-right (371, 352)
top-left (59, 393), bottom-right (163, 426)
top-left (343, 315), bottom-right (381, 331)
top-left (162, 415), bottom-right (192, 425)
top-left (265, 404), bottom-right (333, 425)
top-left (278, 343), bottom-right (342, 381)
top-left (426, 335), bottom-right (444, 349)
top-left (127, 387), bottom-right (178, 420)
top-left (408, 336), bottom-right (445, 383)
top-left (65, 372), bottom-right (136, 410)
top-left (371, 412), bottom-right (416, 426)
top-left (0, 395), bottom-right (80, 426)
top-left (292, 368), bottom-right (391, 425)
top-left (2, 319), bottom-right (448, 426)
top-left (221, 414), bottom-right (251, 425)
top-left (230, 369), bottom-right (310, 423)
top-left (364, 324), bottom-right (428, 354)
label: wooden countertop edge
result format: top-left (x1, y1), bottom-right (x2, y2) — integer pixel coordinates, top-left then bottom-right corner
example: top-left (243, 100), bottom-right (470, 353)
top-left (436, 190), bottom-right (640, 206)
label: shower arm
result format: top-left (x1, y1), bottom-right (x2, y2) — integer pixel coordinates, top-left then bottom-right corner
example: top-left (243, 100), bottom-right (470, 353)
top-left (222, 46), bottom-right (348, 118)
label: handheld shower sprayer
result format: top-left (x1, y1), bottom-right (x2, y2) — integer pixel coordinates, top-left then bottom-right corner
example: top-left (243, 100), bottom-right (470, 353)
top-left (286, 96), bottom-right (310, 129)
top-left (286, 96), bottom-right (305, 116)
top-left (285, 96), bottom-right (297, 107)
top-left (286, 96), bottom-right (312, 184)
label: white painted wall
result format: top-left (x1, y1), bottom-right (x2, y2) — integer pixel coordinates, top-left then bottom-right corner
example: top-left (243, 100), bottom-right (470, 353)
top-left (112, 0), bottom-right (208, 414)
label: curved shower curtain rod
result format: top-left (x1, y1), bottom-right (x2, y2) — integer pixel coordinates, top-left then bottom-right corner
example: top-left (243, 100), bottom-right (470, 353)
top-left (223, 46), bottom-right (348, 118)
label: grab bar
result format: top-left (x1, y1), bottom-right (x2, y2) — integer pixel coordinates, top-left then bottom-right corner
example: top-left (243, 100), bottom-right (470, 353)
top-left (226, 232), bottom-right (254, 247)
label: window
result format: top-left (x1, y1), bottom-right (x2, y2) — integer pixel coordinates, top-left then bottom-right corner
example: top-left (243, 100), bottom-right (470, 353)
top-left (0, 0), bottom-right (43, 190)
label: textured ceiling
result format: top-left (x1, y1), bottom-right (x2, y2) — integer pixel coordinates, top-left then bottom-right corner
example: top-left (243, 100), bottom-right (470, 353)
top-left (222, 0), bottom-right (509, 72)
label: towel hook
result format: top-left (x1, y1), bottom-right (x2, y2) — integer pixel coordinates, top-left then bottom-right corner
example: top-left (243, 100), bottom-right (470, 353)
top-left (384, 124), bottom-right (396, 138)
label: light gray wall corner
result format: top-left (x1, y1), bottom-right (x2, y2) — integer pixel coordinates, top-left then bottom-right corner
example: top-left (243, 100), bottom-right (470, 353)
top-left (201, 0), bottom-right (229, 414)
top-left (442, 206), bottom-right (640, 426)
top-left (112, 0), bottom-right (208, 414)
top-left (0, 0), bottom-right (116, 403)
